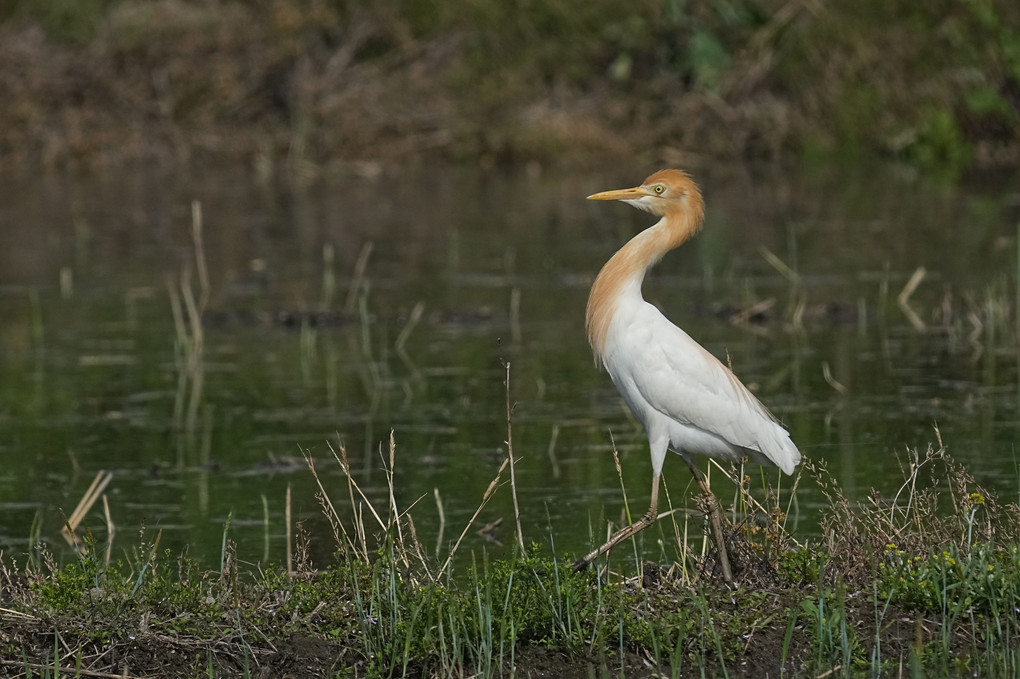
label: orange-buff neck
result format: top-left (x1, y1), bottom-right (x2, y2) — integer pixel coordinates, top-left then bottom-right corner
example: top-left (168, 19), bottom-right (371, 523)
top-left (585, 199), bottom-right (703, 364)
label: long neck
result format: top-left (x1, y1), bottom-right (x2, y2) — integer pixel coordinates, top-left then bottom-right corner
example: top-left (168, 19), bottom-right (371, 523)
top-left (586, 212), bottom-right (699, 363)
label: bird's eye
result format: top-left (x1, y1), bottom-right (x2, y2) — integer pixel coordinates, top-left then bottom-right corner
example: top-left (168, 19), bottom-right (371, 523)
top-left (653, 184), bottom-right (665, 195)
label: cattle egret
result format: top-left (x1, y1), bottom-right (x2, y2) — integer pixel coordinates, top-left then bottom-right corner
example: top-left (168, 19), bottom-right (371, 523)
top-left (575, 169), bottom-right (801, 582)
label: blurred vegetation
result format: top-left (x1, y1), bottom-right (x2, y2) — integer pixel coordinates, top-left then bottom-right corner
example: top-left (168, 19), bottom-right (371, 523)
top-left (0, 0), bottom-right (1018, 169)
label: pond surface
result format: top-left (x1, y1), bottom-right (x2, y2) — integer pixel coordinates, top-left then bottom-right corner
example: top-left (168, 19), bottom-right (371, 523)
top-left (1, 161), bottom-right (1019, 570)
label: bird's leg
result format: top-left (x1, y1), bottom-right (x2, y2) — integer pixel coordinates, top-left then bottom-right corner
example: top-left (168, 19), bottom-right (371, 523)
top-left (573, 474), bottom-right (660, 572)
top-left (682, 457), bottom-right (733, 583)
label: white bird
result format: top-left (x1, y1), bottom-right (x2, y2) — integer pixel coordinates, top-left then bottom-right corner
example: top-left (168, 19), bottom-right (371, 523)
top-left (575, 169), bottom-right (801, 581)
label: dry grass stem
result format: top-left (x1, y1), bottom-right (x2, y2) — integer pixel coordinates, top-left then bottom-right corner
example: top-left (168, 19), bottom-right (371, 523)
top-left (101, 495), bottom-right (114, 566)
top-left (335, 439), bottom-right (369, 559)
top-left (433, 488), bottom-right (446, 559)
top-left (304, 450), bottom-right (362, 564)
top-left (439, 457), bottom-right (509, 577)
top-left (810, 444), bottom-right (1020, 584)
top-left (504, 361), bottom-right (525, 551)
top-left (381, 432), bottom-right (409, 568)
top-left (286, 483), bottom-right (293, 576)
top-left (328, 441), bottom-right (386, 532)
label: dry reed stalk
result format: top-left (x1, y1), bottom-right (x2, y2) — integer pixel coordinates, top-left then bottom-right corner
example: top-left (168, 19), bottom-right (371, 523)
top-left (898, 266), bottom-right (927, 332)
top-left (61, 471), bottom-right (113, 547)
top-left (504, 361), bottom-right (525, 551)
top-left (190, 200), bottom-right (209, 312)
top-left (433, 488), bottom-right (446, 559)
top-left (166, 274), bottom-right (188, 350)
top-left (439, 457), bottom-right (509, 577)
top-left (180, 264), bottom-right (203, 371)
top-left (396, 301), bottom-right (425, 379)
top-left (546, 424), bottom-right (561, 479)
top-left (345, 241), bottom-right (375, 312)
top-left (286, 483), bottom-right (293, 576)
top-left (101, 495), bottom-right (114, 566)
top-left (166, 203), bottom-right (211, 446)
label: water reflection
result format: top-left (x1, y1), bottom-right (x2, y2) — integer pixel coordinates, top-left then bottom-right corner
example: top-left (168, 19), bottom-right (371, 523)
top-left (0, 162), bottom-right (1018, 569)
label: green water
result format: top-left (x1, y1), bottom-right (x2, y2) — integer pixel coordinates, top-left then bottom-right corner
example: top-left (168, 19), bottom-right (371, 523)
top-left (2, 162), bottom-right (1019, 569)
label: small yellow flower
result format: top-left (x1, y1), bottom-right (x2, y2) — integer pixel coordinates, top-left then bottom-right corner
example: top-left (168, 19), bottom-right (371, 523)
top-left (969, 492), bottom-right (985, 506)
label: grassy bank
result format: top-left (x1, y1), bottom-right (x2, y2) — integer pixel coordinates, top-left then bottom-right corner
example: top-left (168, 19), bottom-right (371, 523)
top-left (0, 0), bottom-right (1018, 171)
top-left (2, 441), bottom-right (1019, 678)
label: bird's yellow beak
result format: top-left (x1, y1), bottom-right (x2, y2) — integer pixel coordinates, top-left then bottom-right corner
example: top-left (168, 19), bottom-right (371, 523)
top-left (586, 186), bottom-right (652, 201)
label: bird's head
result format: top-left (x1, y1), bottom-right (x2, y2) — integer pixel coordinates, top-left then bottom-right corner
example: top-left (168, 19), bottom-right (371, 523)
top-left (587, 169), bottom-right (704, 224)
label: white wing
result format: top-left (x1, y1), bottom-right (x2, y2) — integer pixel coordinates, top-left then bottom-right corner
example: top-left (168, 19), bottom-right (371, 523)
top-left (603, 301), bottom-right (800, 474)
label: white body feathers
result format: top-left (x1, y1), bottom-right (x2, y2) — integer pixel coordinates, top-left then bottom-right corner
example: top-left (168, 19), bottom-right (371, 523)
top-left (600, 260), bottom-right (800, 476)
top-left (586, 172), bottom-right (801, 478)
